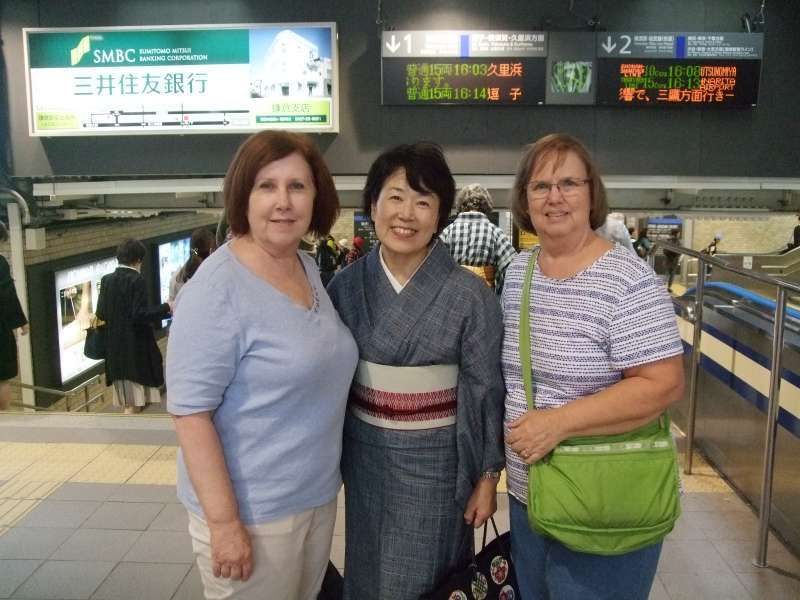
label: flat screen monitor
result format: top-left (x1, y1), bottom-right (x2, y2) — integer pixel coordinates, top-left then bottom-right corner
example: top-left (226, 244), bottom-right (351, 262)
top-left (54, 256), bottom-right (117, 383)
top-left (157, 236), bottom-right (190, 326)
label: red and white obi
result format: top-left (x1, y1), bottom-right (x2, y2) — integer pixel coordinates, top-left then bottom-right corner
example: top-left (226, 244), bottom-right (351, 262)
top-left (349, 360), bottom-right (458, 430)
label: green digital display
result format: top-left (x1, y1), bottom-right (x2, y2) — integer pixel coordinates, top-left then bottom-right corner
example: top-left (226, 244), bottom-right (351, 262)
top-left (382, 58), bottom-right (546, 105)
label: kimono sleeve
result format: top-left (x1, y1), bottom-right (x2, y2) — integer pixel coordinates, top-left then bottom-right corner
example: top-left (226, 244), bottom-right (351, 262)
top-left (608, 270), bottom-right (684, 370)
top-left (459, 285), bottom-right (506, 473)
top-left (166, 279), bottom-right (240, 415)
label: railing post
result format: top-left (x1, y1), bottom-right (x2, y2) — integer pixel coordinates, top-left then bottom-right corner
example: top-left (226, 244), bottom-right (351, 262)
top-left (753, 286), bottom-right (787, 568)
top-left (84, 386), bottom-right (90, 412)
top-left (684, 255), bottom-right (706, 474)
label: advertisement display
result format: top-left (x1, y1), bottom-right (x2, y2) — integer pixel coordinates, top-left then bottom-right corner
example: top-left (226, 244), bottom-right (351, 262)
top-left (157, 236), bottom-right (190, 327)
top-left (54, 256), bottom-right (117, 383)
top-left (24, 23), bottom-right (338, 135)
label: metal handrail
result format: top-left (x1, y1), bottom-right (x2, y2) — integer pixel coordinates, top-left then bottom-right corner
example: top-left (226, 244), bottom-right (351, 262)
top-left (657, 240), bottom-right (790, 568)
top-left (661, 242), bottom-right (800, 293)
top-left (7, 375), bottom-right (103, 413)
top-left (0, 187), bottom-right (31, 225)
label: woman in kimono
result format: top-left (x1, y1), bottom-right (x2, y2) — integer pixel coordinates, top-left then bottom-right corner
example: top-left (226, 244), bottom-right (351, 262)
top-left (327, 142), bottom-right (505, 599)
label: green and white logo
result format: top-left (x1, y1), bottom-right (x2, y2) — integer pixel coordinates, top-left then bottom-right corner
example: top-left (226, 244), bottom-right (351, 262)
top-left (70, 35), bottom-right (93, 66)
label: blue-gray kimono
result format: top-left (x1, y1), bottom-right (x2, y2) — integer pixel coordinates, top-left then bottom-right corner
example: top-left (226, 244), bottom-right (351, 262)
top-left (327, 241), bottom-right (505, 600)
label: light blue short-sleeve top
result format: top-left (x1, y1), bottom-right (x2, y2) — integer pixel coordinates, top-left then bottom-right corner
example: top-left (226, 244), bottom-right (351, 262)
top-left (167, 243), bottom-right (358, 524)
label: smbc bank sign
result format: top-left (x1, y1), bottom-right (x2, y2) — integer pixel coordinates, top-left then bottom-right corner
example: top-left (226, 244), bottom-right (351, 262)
top-left (27, 29), bottom-right (249, 68)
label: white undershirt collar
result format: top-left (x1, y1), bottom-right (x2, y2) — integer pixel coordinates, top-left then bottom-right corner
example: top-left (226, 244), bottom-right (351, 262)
top-left (378, 240), bottom-right (438, 294)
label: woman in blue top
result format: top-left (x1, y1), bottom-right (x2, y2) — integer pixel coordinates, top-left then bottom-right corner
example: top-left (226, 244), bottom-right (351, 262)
top-left (167, 131), bottom-right (358, 600)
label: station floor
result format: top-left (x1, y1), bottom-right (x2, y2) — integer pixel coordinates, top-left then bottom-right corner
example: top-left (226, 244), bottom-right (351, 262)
top-left (0, 430), bottom-right (799, 599)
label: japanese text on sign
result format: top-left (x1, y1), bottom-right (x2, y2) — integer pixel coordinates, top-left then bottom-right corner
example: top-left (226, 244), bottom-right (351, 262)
top-left (404, 61), bottom-right (525, 102)
top-left (617, 63), bottom-right (738, 104)
top-left (72, 72), bottom-right (208, 96)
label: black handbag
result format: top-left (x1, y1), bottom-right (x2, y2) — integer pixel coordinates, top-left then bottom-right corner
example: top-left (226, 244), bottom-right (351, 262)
top-left (317, 560), bottom-right (343, 600)
top-left (83, 317), bottom-right (107, 360)
top-left (421, 518), bottom-right (520, 600)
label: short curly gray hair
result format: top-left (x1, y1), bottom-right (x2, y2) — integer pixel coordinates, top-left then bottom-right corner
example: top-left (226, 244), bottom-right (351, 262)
top-left (456, 183), bottom-right (493, 216)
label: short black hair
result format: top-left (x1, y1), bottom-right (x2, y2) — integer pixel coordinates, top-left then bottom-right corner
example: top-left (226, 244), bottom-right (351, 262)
top-left (116, 238), bottom-right (146, 266)
top-left (361, 142), bottom-right (455, 233)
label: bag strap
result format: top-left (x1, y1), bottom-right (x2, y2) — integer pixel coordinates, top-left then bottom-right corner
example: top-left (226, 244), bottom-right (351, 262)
top-left (518, 246), bottom-right (670, 438)
top-left (519, 248), bottom-right (539, 412)
top-left (479, 516), bottom-right (502, 551)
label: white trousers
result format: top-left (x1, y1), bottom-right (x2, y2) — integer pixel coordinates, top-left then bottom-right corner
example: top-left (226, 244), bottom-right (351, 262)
top-left (188, 498), bottom-right (337, 600)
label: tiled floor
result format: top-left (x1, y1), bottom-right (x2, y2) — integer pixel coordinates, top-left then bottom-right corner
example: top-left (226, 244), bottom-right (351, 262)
top-left (0, 440), bottom-right (797, 599)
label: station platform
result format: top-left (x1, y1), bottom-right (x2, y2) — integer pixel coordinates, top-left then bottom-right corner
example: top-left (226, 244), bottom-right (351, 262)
top-left (0, 423), bottom-right (798, 599)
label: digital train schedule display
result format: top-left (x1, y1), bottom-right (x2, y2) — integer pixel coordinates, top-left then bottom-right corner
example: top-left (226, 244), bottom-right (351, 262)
top-left (382, 57), bottom-right (546, 106)
top-left (597, 58), bottom-right (761, 108)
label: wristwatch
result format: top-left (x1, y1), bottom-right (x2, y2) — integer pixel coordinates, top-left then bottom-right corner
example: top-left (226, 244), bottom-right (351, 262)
top-left (480, 470), bottom-right (501, 481)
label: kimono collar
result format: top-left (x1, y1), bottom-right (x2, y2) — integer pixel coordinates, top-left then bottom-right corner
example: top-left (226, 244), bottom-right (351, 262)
top-left (378, 240), bottom-right (439, 293)
top-left (358, 240), bottom-right (458, 362)
top-left (364, 240), bottom-right (456, 303)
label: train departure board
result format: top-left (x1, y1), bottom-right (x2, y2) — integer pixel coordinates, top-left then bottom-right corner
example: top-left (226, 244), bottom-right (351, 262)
top-left (381, 31), bottom-right (547, 105)
top-left (596, 33), bottom-right (762, 107)
top-left (382, 30), bottom-right (763, 109)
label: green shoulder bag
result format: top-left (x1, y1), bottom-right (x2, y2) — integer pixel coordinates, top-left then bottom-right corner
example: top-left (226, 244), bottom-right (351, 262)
top-left (519, 248), bottom-right (681, 556)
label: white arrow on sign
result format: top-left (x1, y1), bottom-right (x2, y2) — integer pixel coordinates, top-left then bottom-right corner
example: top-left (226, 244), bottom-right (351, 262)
top-left (385, 35), bottom-right (401, 53)
top-left (601, 36), bottom-right (617, 53)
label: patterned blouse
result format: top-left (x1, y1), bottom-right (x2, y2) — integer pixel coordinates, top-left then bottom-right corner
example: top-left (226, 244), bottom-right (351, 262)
top-left (501, 244), bottom-right (684, 504)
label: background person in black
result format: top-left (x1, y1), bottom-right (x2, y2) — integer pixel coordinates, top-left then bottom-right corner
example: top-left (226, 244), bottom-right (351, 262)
top-left (96, 238), bottom-right (172, 414)
top-left (0, 222), bottom-right (28, 410)
top-left (701, 234), bottom-right (721, 279)
top-left (663, 231), bottom-right (681, 292)
top-left (792, 215), bottom-right (800, 249)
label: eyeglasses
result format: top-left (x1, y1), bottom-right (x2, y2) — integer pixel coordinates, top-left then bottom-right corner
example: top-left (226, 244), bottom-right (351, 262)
top-left (527, 177), bottom-right (590, 199)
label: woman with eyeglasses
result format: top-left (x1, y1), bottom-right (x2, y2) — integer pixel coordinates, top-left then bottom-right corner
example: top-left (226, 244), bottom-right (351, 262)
top-left (501, 134), bottom-right (685, 598)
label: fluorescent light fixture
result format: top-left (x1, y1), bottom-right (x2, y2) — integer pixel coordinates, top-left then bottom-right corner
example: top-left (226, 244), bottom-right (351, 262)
top-left (31, 175), bottom-right (800, 198)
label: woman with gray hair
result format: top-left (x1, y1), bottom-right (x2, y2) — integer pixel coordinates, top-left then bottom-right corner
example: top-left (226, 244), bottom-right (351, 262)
top-left (439, 183), bottom-right (516, 292)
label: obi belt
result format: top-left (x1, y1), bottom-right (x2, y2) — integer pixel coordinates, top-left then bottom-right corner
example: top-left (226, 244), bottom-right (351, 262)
top-left (349, 360), bottom-right (458, 430)
top-left (460, 264), bottom-right (495, 287)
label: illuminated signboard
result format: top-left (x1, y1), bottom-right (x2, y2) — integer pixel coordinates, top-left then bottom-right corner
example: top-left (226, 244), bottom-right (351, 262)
top-left (354, 210), bottom-right (378, 252)
top-left (381, 31), bottom-right (547, 105)
top-left (596, 32), bottom-right (762, 107)
top-left (23, 23), bottom-right (339, 135)
top-left (54, 256), bottom-right (117, 383)
top-left (382, 30), bottom-right (762, 109)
